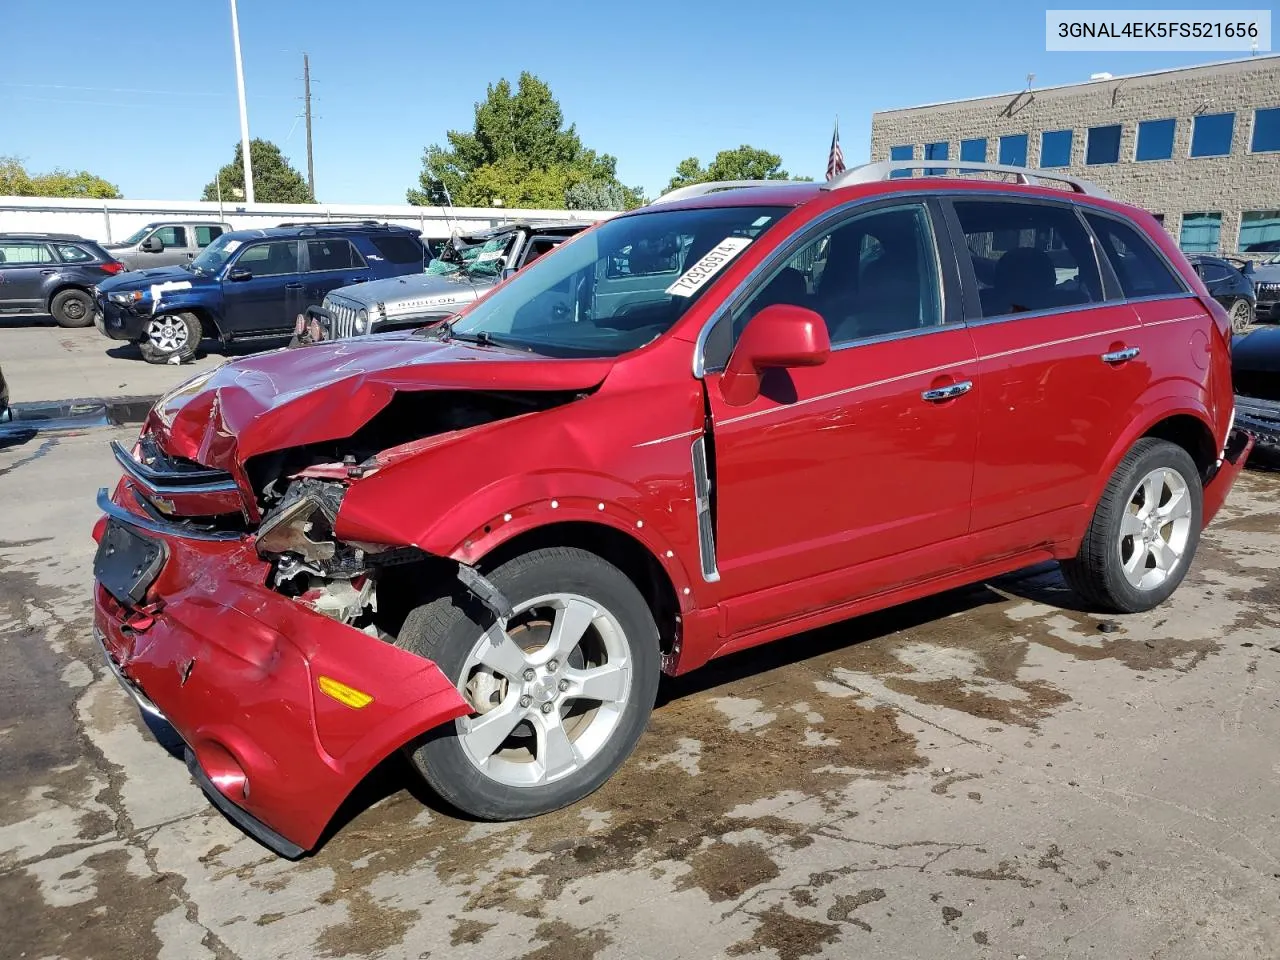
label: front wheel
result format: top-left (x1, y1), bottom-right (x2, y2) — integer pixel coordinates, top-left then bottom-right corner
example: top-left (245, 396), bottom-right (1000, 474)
top-left (1060, 438), bottom-right (1203, 613)
top-left (396, 547), bottom-right (660, 821)
top-left (139, 312), bottom-right (201, 364)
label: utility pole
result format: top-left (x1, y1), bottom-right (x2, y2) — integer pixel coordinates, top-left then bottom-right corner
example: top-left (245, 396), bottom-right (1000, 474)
top-left (303, 52), bottom-right (315, 197)
top-left (229, 0), bottom-right (255, 202)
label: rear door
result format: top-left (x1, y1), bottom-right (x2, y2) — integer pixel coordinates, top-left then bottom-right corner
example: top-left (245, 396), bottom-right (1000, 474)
top-left (948, 196), bottom-right (1149, 557)
top-left (0, 240), bottom-right (55, 311)
top-left (221, 240), bottom-right (302, 335)
top-left (301, 238), bottom-right (373, 307)
top-left (704, 200), bottom-right (980, 633)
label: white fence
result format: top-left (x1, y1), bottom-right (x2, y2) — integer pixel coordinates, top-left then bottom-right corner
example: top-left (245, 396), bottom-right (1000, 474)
top-left (0, 196), bottom-right (616, 244)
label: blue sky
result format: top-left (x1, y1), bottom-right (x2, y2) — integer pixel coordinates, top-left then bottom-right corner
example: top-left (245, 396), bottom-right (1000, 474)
top-left (0, 0), bottom-right (1266, 204)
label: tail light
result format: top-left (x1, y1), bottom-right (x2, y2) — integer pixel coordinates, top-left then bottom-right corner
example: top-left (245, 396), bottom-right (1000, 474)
top-left (99, 261), bottom-right (125, 275)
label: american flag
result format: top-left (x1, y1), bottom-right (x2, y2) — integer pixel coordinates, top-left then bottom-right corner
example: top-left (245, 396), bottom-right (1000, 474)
top-left (827, 118), bottom-right (846, 181)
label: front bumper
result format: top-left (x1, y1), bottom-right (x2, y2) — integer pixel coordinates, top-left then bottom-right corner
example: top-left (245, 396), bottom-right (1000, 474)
top-left (1256, 301), bottom-right (1279, 323)
top-left (93, 481), bottom-right (470, 855)
top-left (96, 297), bottom-right (149, 341)
top-left (1235, 396), bottom-right (1280, 455)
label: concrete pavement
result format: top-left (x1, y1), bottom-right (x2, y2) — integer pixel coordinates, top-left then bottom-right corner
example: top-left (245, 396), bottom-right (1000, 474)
top-left (2, 428), bottom-right (1280, 960)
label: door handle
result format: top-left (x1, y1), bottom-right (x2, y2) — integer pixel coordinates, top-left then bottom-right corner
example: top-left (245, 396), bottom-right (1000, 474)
top-left (284, 282), bottom-right (303, 289)
top-left (40, 269), bottom-right (57, 275)
top-left (921, 380), bottom-right (973, 402)
top-left (1101, 346), bottom-right (1140, 364)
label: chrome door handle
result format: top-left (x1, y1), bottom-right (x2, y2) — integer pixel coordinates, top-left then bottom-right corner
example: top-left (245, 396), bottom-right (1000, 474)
top-left (921, 380), bottom-right (973, 402)
top-left (1101, 346), bottom-right (1140, 364)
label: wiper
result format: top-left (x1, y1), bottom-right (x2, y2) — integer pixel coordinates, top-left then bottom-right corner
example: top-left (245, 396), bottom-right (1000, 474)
top-left (450, 329), bottom-right (495, 347)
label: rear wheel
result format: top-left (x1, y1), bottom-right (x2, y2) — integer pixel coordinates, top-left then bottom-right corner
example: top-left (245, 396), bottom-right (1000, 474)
top-left (396, 547), bottom-right (660, 820)
top-left (1060, 438), bottom-right (1203, 613)
top-left (139, 312), bottom-right (201, 364)
top-left (50, 289), bottom-right (93, 328)
top-left (1229, 298), bottom-right (1254, 335)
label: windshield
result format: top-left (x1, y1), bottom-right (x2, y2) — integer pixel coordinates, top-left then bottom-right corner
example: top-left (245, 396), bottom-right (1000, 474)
top-left (120, 225), bottom-right (155, 246)
top-left (446, 205), bottom-right (788, 358)
top-left (427, 232), bottom-right (516, 279)
top-left (189, 233), bottom-right (240, 275)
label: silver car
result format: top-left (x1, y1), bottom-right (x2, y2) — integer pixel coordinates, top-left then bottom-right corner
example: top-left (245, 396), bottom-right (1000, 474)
top-left (103, 221), bottom-right (233, 271)
top-left (318, 221), bottom-right (592, 339)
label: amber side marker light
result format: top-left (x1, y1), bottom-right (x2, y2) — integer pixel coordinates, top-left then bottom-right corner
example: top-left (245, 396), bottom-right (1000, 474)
top-left (317, 676), bottom-right (374, 709)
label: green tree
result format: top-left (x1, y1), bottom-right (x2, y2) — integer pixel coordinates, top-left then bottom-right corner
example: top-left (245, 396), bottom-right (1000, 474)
top-left (407, 72), bottom-right (644, 210)
top-left (202, 139), bottom-right (314, 204)
top-left (663, 145), bottom-right (808, 194)
top-left (0, 155), bottom-right (121, 198)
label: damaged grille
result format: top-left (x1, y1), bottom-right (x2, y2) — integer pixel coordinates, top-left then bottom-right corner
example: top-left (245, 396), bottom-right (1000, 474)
top-left (112, 437), bottom-right (246, 521)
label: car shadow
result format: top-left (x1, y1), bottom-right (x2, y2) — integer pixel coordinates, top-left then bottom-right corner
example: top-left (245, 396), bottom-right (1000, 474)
top-left (0, 315), bottom-right (59, 329)
top-left (104, 337), bottom-right (291, 364)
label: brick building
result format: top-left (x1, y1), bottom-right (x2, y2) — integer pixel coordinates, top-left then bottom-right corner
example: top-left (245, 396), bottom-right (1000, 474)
top-left (870, 56), bottom-right (1280, 256)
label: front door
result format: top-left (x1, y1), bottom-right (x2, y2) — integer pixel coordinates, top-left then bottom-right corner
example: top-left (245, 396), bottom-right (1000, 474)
top-left (0, 240), bottom-right (54, 312)
top-left (301, 238), bottom-right (373, 308)
top-left (221, 240), bottom-right (302, 335)
top-left (703, 201), bottom-right (980, 635)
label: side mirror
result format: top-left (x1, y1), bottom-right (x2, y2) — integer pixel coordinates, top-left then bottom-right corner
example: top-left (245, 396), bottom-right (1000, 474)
top-left (141, 235), bottom-right (164, 253)
top-left (228, 268), bottom-right (252, 282)
top-left (500, 266), bottom-right (517, 282)
top-left (720, 304), bottom-right (830, 407)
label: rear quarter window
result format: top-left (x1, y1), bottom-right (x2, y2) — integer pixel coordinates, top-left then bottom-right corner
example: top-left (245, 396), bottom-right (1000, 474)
top-left (1083, 213), bottom-right (1185, 300)
top-left (368, 234), bottom-right (426, 265)
top-left (53, 244), bottom-right (94, 262)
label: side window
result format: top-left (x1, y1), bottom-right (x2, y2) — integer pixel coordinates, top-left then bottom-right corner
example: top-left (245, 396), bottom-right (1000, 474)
top-left (734, 204), bottom-right (942, 346)
top-left (0, 242), bottom-right (54, 265)
top-left (234, 241), bottom-right (301, 277)
top-left (369, 234), bottom-right (427, 264)
top-left (605, 238), bottom-right (686, 278)
top-left (305, 238), bottom-right (365, 272)
top-left (520, 238), bottom-right (560, 269)
top-left (153, 226), bottom-right (187, 248)
top-left (1084, 213), bottom-right (1184, 299)
top-left (195, 226), bottom-right (224, 248)
top-left (53, 244), bottom-right (94, 262)
top-left (952, 200), bottom-right (1103, 318)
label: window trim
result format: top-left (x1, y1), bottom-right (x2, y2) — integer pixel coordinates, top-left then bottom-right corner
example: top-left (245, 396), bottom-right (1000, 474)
top-left (1133, 117), bottom-right (1177, 162)
top-left (696, 197), bottom-right (957, 374)
top-left (1188, 111), bottom-right (1236, 159)
top-left (303, 237), bottom-right (367, 273)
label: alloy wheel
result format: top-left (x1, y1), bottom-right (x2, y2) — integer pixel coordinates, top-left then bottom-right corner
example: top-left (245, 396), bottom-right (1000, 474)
top-left (145, 316), bottom-right (188, 353)
top-left (453, 593), bottom-right (632, 787)
top-left (1229, 299), bottom-right (1253, 335)
top-left (1117, 466), bottom-right (1193, 591)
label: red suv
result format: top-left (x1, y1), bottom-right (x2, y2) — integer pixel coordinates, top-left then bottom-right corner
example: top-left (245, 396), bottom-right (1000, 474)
top-left (93, 161), bottom-right (1251, 856)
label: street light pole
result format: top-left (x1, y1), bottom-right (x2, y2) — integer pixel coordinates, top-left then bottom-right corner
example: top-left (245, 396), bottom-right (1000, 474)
top-left (229, 0), bottom-right (255, 203)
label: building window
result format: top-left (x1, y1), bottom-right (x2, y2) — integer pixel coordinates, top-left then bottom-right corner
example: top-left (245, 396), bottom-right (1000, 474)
top-left (959, 138), bottom-right (987, 165)
top-left (1134, 118), bottom-right (1176, 161)
top-left (924, 141), bottom-right (949, 176)
top-left (1039, 130), bottom-right (1073, 168)
top-left (998, 134), bottom-right (1028, 167)
top-left (1086, 124), bottom-right (1122, 164)
top-left (889, 144), bottom-right (914, 178)
top-left (1252, 107), bottom-right (1280, 153)
top-left (1240, 211), bottom-right (1280, 252)
top-left (1189, 112), bottom-right (1234, 157)
top-left (1179, 212), bottom-right (1222, 253)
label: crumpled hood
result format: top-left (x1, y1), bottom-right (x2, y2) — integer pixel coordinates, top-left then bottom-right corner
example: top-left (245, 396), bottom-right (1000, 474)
top-left (328, 272), bottom-right (489, 317)
top-left (146, 333), bottom-right (615, 470)
top-left (98, 265), bottom-right (212, 293)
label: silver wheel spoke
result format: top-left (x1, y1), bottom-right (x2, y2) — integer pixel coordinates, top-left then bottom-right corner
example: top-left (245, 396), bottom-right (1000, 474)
top-left (563, 663), bottom-right (628, 703)
top-left (535, 713), bottom-right (581, 780)
top-left (1139, 475), bottom-right (1160, 515)
top-left (459, 697), bottom-right (524, 760)
top-left (1123, 541), bottom-right (1149, 576)
top-left (475, 625), bottom-right (530, 680)
top-left (1120, 510), bottom-right (1145, 537)
top-left (1149, 536), bottom-right (1178, 573)
top-left (1157, 484), bottom-right (1191, 523)
top-left (546, 597), bottom-right (597, 661)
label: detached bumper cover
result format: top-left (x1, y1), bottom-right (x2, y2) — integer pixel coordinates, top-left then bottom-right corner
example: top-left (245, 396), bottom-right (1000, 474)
top-left (1204, 427), bottom-right (1254, 525)
top-left (93, 483), bottom-right (470, 854)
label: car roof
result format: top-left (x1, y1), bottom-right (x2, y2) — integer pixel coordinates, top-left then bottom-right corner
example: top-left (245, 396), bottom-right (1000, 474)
top-left (465, 220), bottom-right (593, 240)
top-left (0, 232), bottom-right (89, 241)
top-left (221, 221), bottom-right (416, 242)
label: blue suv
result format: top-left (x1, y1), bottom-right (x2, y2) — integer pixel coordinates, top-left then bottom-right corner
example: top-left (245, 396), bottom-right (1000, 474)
top-left (94, 220), bottom-right (428, 363)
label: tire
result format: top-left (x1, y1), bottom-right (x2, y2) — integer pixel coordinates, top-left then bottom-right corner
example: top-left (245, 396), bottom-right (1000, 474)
top-left (1060, 438), bottom-right (1203, 613)
top-left (50, 288), bottom-right (93, 328)
top-left (1228, 298), bottom-right (1254, 335)
top-left (396, 547), bottom-right (661, 821)
top-left (138, 312), bottom-right (201, 364)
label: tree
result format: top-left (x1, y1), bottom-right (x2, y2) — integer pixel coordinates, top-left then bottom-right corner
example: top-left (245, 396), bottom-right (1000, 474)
top-left (202, 139), bottom-right (314, 204)
top-left (663, 145), bottom-right (808, 194)
top-left (0, 155), bottom-right (121, 199)
top-left (407, 72), bottom-right (644, 211)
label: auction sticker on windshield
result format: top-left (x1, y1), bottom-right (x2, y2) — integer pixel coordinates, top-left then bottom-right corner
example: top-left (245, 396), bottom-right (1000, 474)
top-left (666, 237), bottom-right (753, 297)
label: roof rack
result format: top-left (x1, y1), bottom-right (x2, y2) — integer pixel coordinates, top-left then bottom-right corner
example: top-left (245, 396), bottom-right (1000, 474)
top-left (649, 179), bottom-right (813, 206)
top-left (275, 219), bottom-right (384, 229)
top-left (824, 160), bottom-right (1110, 198)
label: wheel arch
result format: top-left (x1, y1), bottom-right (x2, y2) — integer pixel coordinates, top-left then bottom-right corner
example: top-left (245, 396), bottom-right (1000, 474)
top-left (153, 304), bottom-right (223, 341)
top-left (45, 283), bottom-right (92, 310)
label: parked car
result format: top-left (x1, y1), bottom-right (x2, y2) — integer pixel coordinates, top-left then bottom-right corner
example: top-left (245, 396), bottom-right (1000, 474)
top-left (316, 221), bottom-right (592, 340)
top-left (93, 161), bottom-right (1251, 857)
top-left (1250, 253), bottom-right (1280, 324)
top-left (94, 221), bottom-right (429, 363)
top-left (102, 221), bottom-right (233, 270)
top-left (1186, 254), bottom-right (1256, 333)
top-left (0, 233), bottom-right (126, 327)
top-left (1232, 325), bottom-right (1280, 459)
top-left (0, 362), bottom-right (8, 423)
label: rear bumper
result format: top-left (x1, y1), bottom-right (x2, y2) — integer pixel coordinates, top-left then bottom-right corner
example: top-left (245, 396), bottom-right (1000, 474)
top-left (1203, 427), bottom-right (1254, 525)
top-left (93, 484), bottom-right (470, 854)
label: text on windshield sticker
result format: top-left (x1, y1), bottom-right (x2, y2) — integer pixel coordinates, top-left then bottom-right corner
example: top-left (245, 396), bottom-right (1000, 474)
top-left (665, 236), bottom-right (753, 298)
